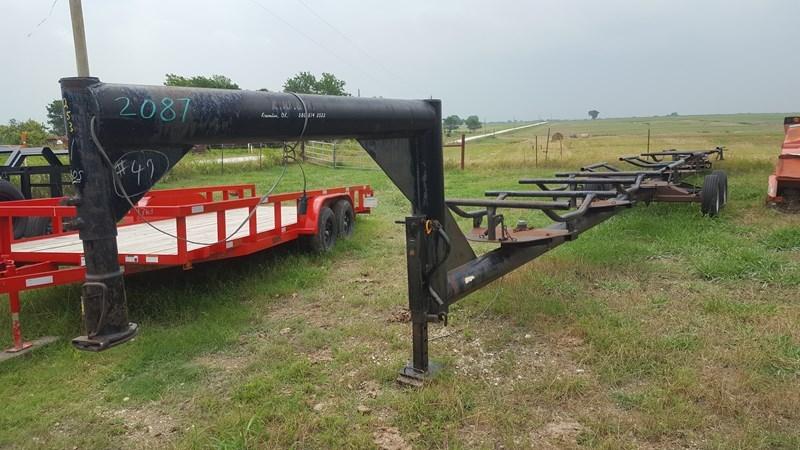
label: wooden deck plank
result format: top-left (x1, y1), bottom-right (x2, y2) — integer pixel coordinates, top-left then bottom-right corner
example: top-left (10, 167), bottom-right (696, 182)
top-left (11, 205), bottom-right (298, 256)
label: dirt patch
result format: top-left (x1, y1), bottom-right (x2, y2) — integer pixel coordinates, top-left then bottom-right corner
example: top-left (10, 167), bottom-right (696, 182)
top-left (308, 347), bottom-right (334, 364)
top-left (530, 417), bottom-right (586, 447)
top-left (373, 426), bottom-right (412, 450)
top-left (103, 406), bottom-right (180, 449)
top-left (359, 379), bottom-right (381, 399)
top-left (387, 307), bottom-right (410, 323)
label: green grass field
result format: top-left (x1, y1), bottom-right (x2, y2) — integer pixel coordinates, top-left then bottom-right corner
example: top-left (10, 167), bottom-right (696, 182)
top-left (1, 113), bottom-right (799, 449)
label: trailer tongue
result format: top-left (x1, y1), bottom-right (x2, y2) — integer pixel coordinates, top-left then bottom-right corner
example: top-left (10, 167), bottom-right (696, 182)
top-left (767, 116), bottom-right (800, 210)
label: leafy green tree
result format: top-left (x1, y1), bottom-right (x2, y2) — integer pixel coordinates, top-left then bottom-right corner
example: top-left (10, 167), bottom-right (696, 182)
top-left (315, 73), bottom-right (348, 96)
top-left (283, 72), bottom-right (317, 94)
top-left (443, 115), bottom-right (463, 136)
top-left (0, 119), bottom-right (48, 146)
top-left (283, 72), bottom-right (349, 96)
top-left (464, 115), bottom-right (482, 131)
top-left (164, 74), bottom-right (240, 89)
top-left (588, 110), bottom-right (600, 120)
top-left (46, 99), bottom-right (66, 135)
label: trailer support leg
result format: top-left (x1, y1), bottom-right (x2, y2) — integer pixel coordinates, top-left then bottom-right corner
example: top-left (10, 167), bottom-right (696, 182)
top-left (61, 77), bottom-right (138, 351)
top-left (397, 215), bottom-right (440, 386)
top-left (5, 290), bottom-right (31, 354)
top-left (2, 259), bottom-right (30, 353)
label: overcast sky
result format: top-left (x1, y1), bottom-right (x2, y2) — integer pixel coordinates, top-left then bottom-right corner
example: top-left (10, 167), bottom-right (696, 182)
top-left (2, 0), bottom-right (798, 124)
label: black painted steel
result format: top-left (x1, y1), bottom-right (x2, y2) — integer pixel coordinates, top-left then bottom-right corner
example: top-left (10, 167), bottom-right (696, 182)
top-left (61, 77), bottom-right (137, 350)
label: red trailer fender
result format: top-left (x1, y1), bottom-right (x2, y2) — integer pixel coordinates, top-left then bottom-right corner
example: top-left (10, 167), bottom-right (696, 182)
top-left (296, 186), bottom-right (374, 234)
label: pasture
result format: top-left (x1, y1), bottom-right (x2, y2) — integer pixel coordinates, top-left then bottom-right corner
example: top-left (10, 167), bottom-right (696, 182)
top-left (1, 113), bottom-right (799, 449)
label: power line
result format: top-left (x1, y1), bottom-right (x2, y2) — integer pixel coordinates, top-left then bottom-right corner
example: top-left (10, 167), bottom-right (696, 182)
top-left (246, 0), bottom-right (387, 89)
top-left (292, 0), bottom-right (403, 82)
top-left (26, 0), bottom-right (61, 37)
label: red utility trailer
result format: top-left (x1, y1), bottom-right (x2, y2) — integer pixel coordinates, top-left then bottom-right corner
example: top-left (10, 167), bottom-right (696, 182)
top-left (0, 183), bottom-right (374, 354)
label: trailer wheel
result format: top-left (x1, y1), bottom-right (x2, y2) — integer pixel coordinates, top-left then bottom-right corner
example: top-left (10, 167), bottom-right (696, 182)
top-left (23, 216), bottom-right (51, 238)
top-left (0, 180), bottom-right (28, 239)
top-left (711, 170), bottom-right (728, 205)
top-left (701, 174), bottom-right (721, 217)
top-left (333, 199), bottom-right (355, 238)
top-left (309, 206), bottom-right (337, 253)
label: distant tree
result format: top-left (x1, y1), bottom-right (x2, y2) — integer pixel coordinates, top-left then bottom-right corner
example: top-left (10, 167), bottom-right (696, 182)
top-left (283, 72), bottom-right (317, 94)
top-left (442, 115), bottom-right (463, 136)
top-left (314, 73), bottom-right (348, 96)
top-left (464, 115), bottom-right (482, 131)
top-left (164, 74), bottom-right (240, 89)
top-left (0, 119), bottom-right (48, 146)
top-left (45, 99), bottom-right (66, 136)
top-left (283, 72), bottom-right (349, 96)
top-left (669, 112), bottom-right (679, 117)
top-left (257, 88), bottom-right (270, 92)
top-left (551, 132), bottom-right (564, 142)
top-left (588, 110), bottom-right (600, 120)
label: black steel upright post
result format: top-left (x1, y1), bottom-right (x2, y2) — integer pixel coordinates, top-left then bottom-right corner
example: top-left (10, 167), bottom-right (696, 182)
top-left (60, 77), bottom-right (137, 350)
top-left (397, 100), bottom-right (447, 384)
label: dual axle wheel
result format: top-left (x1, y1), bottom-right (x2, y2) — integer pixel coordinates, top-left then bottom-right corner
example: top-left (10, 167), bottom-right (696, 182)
top-left (700, 170), bottom-right (728, 217)
top-left (307, 198), bottom-right (356, 253)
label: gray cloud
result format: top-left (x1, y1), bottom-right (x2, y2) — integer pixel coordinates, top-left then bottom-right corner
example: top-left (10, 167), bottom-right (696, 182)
top-left (2, 0), bottom-right (798, 124)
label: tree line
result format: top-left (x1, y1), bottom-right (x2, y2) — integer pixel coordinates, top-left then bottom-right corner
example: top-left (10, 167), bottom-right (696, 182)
top-left (443, 115), bottom-right (482, 136)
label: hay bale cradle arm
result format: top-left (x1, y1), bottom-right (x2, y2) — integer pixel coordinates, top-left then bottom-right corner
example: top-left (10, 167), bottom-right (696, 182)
top-left (62, 77), bottom-right (723, 384)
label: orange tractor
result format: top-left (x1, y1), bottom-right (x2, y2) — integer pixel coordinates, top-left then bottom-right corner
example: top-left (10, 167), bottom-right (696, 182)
top-left (767, 116), bottom-right (800, 210)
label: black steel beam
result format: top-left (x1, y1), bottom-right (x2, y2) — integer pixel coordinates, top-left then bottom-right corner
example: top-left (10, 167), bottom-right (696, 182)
top-left (446, 209), bottom-right (619, 303)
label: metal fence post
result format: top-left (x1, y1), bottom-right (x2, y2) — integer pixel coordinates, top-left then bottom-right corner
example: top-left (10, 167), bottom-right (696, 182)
top-left (460, 134), bottom-right (465, 170)
top-left (332, 141), bottom-right (337, 169)
top-left (545, 128), bottom-right (550, 162)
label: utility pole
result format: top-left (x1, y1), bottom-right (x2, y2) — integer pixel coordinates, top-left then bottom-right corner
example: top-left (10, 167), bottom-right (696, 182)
top-left (69, 0), bottom-right (90, 76)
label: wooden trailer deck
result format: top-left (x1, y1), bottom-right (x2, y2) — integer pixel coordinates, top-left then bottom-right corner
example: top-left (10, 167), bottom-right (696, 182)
top-left (11, 205), bottom-right (298, 256)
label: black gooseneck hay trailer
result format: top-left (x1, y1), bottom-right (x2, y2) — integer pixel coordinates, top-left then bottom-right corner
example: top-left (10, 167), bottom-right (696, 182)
top-left (60, 77), bottom-right (726, 384)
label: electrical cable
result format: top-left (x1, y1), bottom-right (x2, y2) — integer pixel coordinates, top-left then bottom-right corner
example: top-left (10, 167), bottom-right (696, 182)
top-left (292, 0), bottom-right (409, 86)
top-left (26, 0), bottom-right (61, 38)
top-left (246, 0), bottom-right (387, 87)
top-left (87, 93), bottom-right (310, 246)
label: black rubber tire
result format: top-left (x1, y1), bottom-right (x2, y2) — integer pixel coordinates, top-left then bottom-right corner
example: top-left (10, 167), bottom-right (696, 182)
top-left (700, 174), bottom-right (721, 217)
top-left (0, 180), bottom-right (28, 239)
top-left (711, 170), bottom-right (728, 206)
top-left (332, 198), bottom-right (355, 238)
top-left (309, 206), bottom-right (337, 253)
top-left (23, 216), bottom-right (51, 238)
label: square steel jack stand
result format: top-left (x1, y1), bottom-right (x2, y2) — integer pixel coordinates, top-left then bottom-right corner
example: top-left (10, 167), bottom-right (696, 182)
top-left (397, 361), bottom-right (441, 387)
top-left (72, 322), bottom-right (138, 351)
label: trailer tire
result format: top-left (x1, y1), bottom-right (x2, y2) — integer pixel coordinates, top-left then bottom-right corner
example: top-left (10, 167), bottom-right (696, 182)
top-left (711, 170), bottom-right (728, 205)
top-left (23, 216), bottom-right (51, 238)
top-left (0, 180), bottom-right (28, 239)
top-left (701, 174), bottom-right (721, 217)
top-left (309, 206), bottom-right (337, 253)
top-left (333, 199), bottom-right (355, 238)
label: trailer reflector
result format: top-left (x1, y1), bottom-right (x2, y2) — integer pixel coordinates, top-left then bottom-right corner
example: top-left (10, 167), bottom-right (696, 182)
top-left (25, 276), bottom-right (54, 288)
